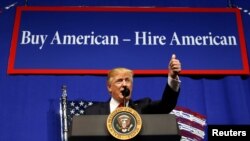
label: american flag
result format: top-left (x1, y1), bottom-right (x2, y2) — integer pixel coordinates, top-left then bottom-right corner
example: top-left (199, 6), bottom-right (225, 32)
top-left (66, 100), bottom-right (95, 127)
top-left (170, 106), bottom-right (206, 141)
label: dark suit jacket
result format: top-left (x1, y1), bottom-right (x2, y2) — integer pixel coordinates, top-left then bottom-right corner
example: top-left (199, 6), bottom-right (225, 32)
top-left (84, 83), bottom-right (179, 115)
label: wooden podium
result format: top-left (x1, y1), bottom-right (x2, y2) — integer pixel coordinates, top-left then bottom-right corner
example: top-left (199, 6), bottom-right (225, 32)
top-left (69, 114), bottom-right (181, 141)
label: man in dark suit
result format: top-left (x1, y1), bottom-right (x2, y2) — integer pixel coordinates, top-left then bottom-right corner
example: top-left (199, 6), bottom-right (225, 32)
top-left (85, 54), bottom-right (181, 115)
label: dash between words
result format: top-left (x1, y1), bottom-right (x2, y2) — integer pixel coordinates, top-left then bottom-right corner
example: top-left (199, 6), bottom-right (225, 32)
top-left (20, 30), bottom-right (237, 50)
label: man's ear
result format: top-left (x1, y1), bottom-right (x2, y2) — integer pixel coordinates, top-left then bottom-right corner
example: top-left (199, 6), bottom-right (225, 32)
top-left (107, 83), bottom-right (112, 93)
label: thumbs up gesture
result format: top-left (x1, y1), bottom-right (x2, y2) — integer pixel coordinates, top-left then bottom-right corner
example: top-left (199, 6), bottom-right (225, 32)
top-left (168, 54), bottom-right (181, 79)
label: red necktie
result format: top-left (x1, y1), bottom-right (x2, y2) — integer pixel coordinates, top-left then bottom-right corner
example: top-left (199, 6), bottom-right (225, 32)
top-left (118, 102), bottom-right (124, 108)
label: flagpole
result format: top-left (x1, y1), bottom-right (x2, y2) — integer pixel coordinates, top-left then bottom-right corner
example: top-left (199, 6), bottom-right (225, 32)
top-left (60, 85), bottom-right (68, 141)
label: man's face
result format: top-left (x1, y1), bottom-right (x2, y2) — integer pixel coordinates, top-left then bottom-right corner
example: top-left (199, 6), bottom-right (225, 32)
top-left (107, 72), bottom-right (133, 102)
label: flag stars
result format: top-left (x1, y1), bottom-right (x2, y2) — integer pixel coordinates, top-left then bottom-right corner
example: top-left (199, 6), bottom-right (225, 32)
top-left (88, 102), bottom-right (93, 106)
top-left (80, 110), bottom-right (84, 114)
top-left (67, 101), bottom-right (95, 117)
top-left (70, 101), bottom-right (75, 106)
top-left (70, 109), bottom-right (75, 114)
top-left (75, 106), bottom-right (79, 110)
top-left (79, 101), bottom-right (84, 106)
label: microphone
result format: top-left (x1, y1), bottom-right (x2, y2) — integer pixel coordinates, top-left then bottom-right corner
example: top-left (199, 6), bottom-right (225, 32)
top-left (121, 86), bottom-right (130, 97)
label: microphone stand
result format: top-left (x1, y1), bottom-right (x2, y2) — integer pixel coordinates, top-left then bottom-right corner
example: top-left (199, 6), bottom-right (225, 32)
top-left (123, 97), bottom-right (126, 107)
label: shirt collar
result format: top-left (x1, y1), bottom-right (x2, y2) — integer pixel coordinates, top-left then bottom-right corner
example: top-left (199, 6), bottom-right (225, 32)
top-left (110, 97), bottom-right (129, 113)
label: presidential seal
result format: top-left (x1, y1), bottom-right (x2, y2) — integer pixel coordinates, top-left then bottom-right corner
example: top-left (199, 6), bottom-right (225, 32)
top-left (106, 107), bottom-right (142, 140)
